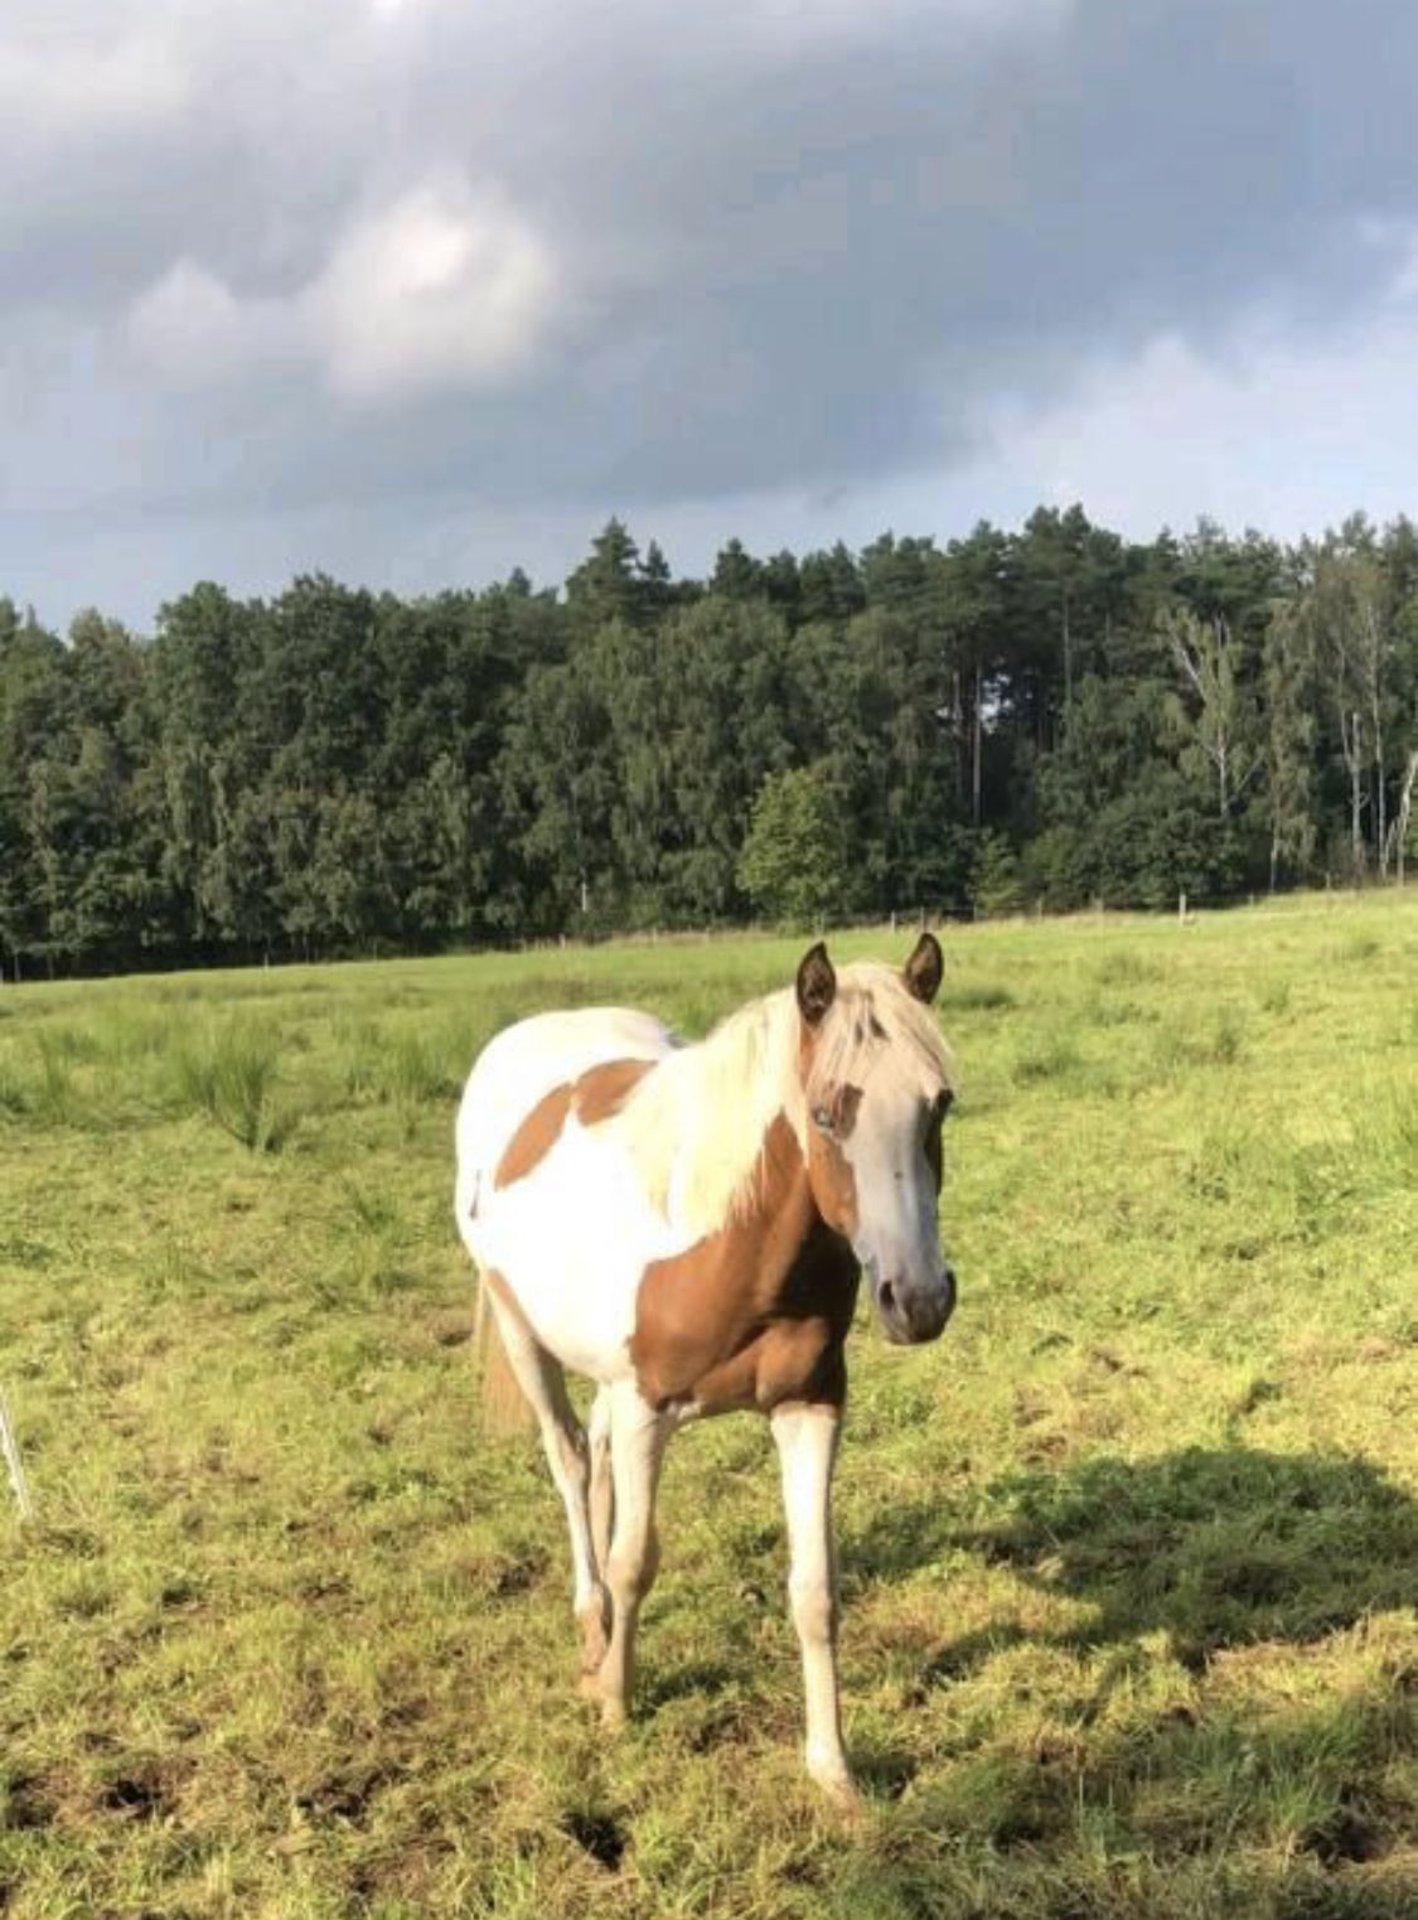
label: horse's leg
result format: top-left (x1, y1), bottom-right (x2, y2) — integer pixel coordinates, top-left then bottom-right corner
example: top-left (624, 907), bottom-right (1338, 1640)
top-left (588, 1386), bottom-right (615, 1577)
top-left (584, 1381), bottom-right (668, 1726)
top-left (771, 1401), bottom-right (856, 1805)
top-left (482, 1284), bottom-right (609, 1676)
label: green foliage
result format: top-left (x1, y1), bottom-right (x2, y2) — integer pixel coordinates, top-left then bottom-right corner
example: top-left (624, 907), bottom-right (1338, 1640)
top-left (7, 512), bottom-right (1418, 978)
top-left (972, 830), bottom-right (1024, 916)
top-left (736, 763), bottom-right (855, 923)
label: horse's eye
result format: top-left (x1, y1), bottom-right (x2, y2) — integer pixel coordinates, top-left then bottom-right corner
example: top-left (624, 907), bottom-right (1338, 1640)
top-left (811, 1104), bottom-right (834, 1134)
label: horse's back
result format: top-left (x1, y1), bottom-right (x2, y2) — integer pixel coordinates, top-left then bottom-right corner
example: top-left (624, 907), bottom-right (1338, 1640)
top-left (455, 1006), bottom-right (673, 1215)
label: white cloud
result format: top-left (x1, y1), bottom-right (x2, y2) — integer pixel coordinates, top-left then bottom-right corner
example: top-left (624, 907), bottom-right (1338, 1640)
top-left (742, 0), bottom-right (1067, 35)
top-left (0, 33), bottom-right (188, 134)
top-left (127, 177), bottom-right (561, 404)
top-left (311, 182), bottom-right (561, 402)
top-left (956, 266), bottom-right (1418, 541)
top-left (127, 260), bottom-right (283, 383)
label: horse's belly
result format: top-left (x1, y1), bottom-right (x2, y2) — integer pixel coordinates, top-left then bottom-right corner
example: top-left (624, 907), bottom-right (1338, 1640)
top-left (470, 1132), bottom-right (691, 1382)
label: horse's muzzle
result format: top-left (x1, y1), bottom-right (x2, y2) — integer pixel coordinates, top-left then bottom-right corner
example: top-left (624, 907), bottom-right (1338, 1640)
top-left (875, 1264), bottom-right (956, 1344)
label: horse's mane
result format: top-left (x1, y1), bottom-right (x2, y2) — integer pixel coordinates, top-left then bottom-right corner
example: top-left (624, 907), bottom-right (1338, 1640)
top-left (618, 963), bottom-right (955, 1240)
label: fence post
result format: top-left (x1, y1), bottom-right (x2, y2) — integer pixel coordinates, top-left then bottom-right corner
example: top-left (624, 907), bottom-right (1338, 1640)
top-left (1, 1387), bottom-right (33, 1522)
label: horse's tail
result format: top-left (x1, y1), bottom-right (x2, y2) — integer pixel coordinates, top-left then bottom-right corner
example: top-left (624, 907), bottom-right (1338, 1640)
top-left (474, 1274), bottom-right (537, 1437)
top-left (458, 1123), bottom-right (535, 1439)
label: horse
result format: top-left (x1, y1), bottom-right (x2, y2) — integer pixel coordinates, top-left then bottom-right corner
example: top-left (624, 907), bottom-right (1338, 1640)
top-left (453, 933), bottom-right (957, 1804)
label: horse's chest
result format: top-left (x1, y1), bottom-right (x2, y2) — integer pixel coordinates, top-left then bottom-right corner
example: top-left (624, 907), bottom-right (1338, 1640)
top-left (630, 1215), bottom-right (860, 1415)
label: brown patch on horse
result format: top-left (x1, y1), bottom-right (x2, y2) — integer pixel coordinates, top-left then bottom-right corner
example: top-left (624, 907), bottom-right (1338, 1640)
top-left (831, 1084), bottom-right (863, 1138)
top-left (797, 1009), bottom-right (860, 1237)
top-left (494, 1084), bottom-right (574, 1189)
top-left (806, 1124), bottom-right (858, 1239)
top-left (494, 1058), bottom-right (656, 1189)
top-left (630, 1115), bottom-right (859, 1416)
top-left (573, 1057), bottom-right (655, 1125)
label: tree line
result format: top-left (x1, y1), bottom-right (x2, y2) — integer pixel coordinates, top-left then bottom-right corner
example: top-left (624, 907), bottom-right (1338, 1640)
top-left (3, 506), bottom-right (1418, 977)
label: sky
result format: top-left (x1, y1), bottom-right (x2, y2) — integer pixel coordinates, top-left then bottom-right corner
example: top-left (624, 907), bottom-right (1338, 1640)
top-left (6, 0), bottom-right (1418, 631)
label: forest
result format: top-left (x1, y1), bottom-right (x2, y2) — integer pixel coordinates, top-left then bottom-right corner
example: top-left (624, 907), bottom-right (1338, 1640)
top-left (3, 506), bottom-right (1418, 977)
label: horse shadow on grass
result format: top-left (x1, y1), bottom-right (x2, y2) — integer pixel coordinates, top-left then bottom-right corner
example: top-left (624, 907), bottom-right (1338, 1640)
top-left (839, 1447), bottom-right (1418, 1887)
top-left (844, 1444), bottom-right (1418, 1674)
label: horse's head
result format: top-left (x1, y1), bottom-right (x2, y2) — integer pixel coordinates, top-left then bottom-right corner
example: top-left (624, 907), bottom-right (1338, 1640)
top-left (795, 933), bottom-right (956, 1345)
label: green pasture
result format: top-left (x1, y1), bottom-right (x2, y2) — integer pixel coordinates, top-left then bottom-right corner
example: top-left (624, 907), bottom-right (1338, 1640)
top-left (2, 897), bottom-right (1417, 1918)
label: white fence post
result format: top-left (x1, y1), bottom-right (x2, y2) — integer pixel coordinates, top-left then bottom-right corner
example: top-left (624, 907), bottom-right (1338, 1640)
top-left (0, 1387), bottom-right (33, 1522)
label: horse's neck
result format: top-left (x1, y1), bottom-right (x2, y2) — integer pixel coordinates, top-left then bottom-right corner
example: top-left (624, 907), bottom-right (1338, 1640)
top-left (641, 997), bottom-right (806, 1240)
top-left (728, 1111), bottom-right (821, 1266)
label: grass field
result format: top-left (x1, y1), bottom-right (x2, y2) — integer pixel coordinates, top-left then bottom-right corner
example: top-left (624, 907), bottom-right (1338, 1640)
top-left (3, 896), bottom-right (1418, 1919)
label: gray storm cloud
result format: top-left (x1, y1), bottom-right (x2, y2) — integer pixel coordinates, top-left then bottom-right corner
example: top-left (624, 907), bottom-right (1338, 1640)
top-left (5, 0), bottom-right (1418, 617)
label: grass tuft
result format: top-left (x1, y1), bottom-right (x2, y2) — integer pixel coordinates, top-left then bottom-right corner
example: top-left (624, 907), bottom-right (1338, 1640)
top-left (170, 1019), bottom-right (301, 1151)
top-left (941, 980), bottom-right (1017, 1013)
top-left (1258, 976), bottom-right (1293, 1017)
top-left (1011, 1028), bottom-right (1085, 1085)
top-left (1093, 948), bottom-right (1160, 986)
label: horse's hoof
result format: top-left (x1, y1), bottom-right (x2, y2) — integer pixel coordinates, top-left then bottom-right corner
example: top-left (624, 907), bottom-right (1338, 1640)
top-left (825, 1777), bottom-right (864, 1815)
top-left (577, 1668), bottom-right (627, 1733)
top-left (577, 1603), bottom-right (610, 1677)
top-left (808, 1755), bottom-right (863, 1816)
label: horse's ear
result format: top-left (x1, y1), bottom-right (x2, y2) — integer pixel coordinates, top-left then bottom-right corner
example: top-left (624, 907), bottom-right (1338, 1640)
top-left (796, 941), bottom-right (837, 1028)
top-left (903, 930), bottom-right (943, 1005)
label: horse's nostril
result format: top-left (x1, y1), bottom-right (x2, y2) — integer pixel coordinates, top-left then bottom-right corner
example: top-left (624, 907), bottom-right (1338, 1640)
top-left (878, 1280), bottom-right (897, 1313)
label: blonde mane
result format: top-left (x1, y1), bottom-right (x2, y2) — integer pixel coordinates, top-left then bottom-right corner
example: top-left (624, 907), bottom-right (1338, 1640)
top-left (617, 963), bottom-right (955, 1240)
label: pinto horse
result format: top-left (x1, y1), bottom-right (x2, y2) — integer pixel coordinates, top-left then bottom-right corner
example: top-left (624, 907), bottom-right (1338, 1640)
top-left (453, 934), bottom-right (956, 1803)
